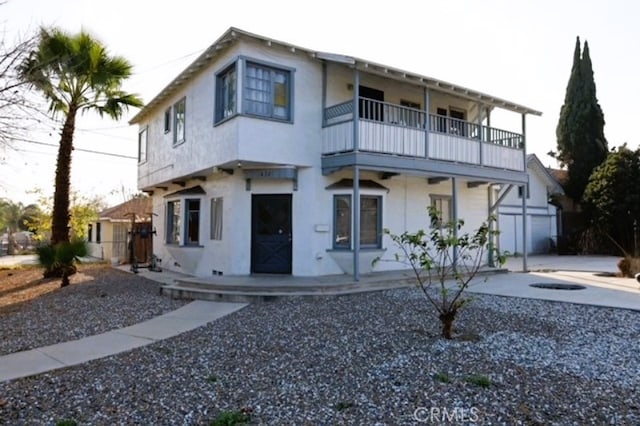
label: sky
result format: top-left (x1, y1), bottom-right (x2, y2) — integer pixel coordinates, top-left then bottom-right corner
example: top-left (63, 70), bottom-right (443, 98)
top-left (1, 0), bottom-right (638, 206)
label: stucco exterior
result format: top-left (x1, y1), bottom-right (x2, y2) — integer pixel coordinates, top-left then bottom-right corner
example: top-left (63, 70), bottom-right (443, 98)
top-left (132, 28), bottom-right (540, 278)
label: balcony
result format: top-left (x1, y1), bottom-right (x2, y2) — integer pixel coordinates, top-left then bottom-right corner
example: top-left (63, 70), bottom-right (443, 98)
top-left (322, 98), bottom-right (525, 172)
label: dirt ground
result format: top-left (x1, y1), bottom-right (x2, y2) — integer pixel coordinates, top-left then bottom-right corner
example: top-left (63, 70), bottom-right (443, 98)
top-left (0, 264), bottom-right (102, 314)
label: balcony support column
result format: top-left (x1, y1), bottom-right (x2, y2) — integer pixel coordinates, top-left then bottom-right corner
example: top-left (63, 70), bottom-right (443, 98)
top-left (478, 103), bottom-right (484, 166)
top-left (521, 113), bottom-right (528, 272)
top-left (322, 61), bottom-right (327, 127)
top-left (452, 177), bottom-right (458, 270)
top-left (353, 69), bottom-right (360, 152)
top-left (424, 87), bottom-right (430, 158)
top-left (353, 166), bottom-right (361, 281)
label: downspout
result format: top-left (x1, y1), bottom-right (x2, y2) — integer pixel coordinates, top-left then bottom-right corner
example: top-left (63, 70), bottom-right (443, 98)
top-left (521, 113), bottom-right (528, 272)
top-left (353, 69), bottom-right (360, 281)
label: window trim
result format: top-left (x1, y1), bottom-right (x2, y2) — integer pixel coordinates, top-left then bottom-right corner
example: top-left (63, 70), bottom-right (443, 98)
top-left (332, 193), bottom-right (383, 250)
top-left (214, 62), bottom-right (238, 125)
top-left (137, 126), bottom-right (148, 164)
top-left (173, 97), bottom-right (186, 146)
top-left (241, 57), bottom-right (295, 123)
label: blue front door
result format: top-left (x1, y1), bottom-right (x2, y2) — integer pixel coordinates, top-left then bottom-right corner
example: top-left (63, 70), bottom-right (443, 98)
top-left (251, 194), bottom-right (292, 274)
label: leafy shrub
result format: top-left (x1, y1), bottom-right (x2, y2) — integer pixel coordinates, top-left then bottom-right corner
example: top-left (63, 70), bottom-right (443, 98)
top-left (211, 409), bottom-right (251, 426)
top-left (37, 239), bottom-right (87, 286)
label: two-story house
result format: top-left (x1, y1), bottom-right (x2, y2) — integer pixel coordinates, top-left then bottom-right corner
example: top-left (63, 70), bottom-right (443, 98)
top-left (130, 27), bottom-right (541, 279)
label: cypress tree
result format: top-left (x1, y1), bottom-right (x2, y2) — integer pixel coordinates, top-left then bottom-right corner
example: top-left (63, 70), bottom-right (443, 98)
top-left (554, 37), bottom-right (608, 203)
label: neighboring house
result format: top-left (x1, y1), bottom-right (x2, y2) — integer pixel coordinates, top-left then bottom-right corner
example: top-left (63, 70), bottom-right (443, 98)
top-left (498, 154), bottom-right (564, 255)
top-left (130, 27), bottom-right (541, 279)
top-left (87, 197), bottom-right (153, 264)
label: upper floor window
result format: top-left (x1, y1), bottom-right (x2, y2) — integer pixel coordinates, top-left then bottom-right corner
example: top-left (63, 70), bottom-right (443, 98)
top-left (215, 64), bottom-right (237, 123)
top-left (138, 127), bottom-right (148, 163)
top-left (173, 98), bottom-right (186, 146)
top-left (164, 107), bottom-right (171, 133)
top-left (244, 62), bottom-right (291, 121)
top-left (518, 183), bottom-right (530, 199)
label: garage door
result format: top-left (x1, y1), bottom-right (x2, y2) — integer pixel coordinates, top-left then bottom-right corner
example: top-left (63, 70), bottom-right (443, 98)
top-left (499, 214), bottom-right (517, 255)
top-left (530, 216), bottom-right (550, 254)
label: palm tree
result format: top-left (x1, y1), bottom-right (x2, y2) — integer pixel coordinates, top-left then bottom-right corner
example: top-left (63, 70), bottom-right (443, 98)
top-left (19, 27), bottom-right (143, 247)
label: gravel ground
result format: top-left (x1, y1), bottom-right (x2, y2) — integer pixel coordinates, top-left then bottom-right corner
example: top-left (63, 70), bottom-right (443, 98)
top-left (0, 265), bottom-right (188, 356)
top-left (1, 286), bottom-right (640, 425)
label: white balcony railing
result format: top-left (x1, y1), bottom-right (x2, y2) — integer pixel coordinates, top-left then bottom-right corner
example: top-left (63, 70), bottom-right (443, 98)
top-left (322, 98), bottom-right (525, 171)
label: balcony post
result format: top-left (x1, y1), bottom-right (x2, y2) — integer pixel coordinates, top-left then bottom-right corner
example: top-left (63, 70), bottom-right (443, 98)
top-left (353, 69), bottom-right (360, 152)
top-left (452, 177), bottom-right (458, 270)
top-left (424, 87), bottom-right (430, 158)
top-left (353, 166), bottom-right (361, 281)
top-left (521, 112), bottom-right (528, 272)
top-left (322, 61), bottom-right (327, 127)
top-left (478, 103), bottom-right (484, 166)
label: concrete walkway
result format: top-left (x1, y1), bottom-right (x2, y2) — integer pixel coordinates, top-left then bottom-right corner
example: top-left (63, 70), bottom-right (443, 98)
top-left (0, 298), bottom-right (246, 382)
top-left (1, 254), bottom-right (639, 383)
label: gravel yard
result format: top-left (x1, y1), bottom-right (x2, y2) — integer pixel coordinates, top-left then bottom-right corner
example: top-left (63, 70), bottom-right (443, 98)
top-left (1, 282), bottom-right (639, 425)
top-left (0, 265), bottom-right (188, 356)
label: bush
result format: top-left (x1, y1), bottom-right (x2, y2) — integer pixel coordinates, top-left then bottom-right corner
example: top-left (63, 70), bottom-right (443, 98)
top-left (37, 239), bottom-right (88, 287)
top-left (617, 256), bottom-right (640, 278)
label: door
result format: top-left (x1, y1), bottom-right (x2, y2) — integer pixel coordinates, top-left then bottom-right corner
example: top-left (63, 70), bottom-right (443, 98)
top-left (359, 86), bottom-right (384, 122)
top-left (251, 194), bottom-right (292, 274)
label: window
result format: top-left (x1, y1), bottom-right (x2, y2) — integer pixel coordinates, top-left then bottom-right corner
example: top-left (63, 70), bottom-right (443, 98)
top-left (164, 107), bottom-right (171, 133)
top-left (185, 199), bottom-right (200, 245)
top-left (96, 222), bottom-right (101, 243)
top-left (167, 200), bottom-right (181, 244)
top-left (87, 224), bottom-right (93, 242)
top-left (138, 127), bottom-right (148, 163)
top-left (215, 65), bottom-right (237, 123)
top-left (244, 62), bottom-right (291, 121)
top-left (360, 196), bottom-right (382, 247)
top-left (210, 197), bottom-right (223, 240)
top-left (430, 195), bottom-right (452, 228)
top-left (333, 195), bottom-right (382, 249)
top-left (334, 195), bottom-right (351, 249)
top-left (518, 183), bottom-right (530, 199)
top-left (173, 98), bottom-right (186, 145)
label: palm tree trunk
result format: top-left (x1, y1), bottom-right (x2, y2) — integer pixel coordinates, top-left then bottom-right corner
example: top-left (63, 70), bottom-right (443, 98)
top-left (51, 106), bottom-right (77, 246)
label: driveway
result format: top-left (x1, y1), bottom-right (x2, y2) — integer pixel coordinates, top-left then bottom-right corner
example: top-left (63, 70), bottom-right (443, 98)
top-left (505, 254), bottom-right (620, 273)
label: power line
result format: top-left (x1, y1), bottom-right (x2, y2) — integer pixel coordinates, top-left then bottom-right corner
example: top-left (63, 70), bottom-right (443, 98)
top-left (16, 138), bottom-right (137, 160)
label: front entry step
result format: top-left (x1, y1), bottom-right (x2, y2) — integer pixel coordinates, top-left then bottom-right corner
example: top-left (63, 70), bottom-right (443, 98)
top-left (159, 268), bottom-right (508, 303)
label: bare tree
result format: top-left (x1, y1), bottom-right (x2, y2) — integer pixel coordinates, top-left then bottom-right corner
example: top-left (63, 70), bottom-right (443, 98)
top-left (0, 10), bottom-right (39, 149)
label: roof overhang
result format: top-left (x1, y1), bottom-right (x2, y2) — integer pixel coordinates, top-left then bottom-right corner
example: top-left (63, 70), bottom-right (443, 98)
top-left (130, 27), bottom-right (541, 124)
